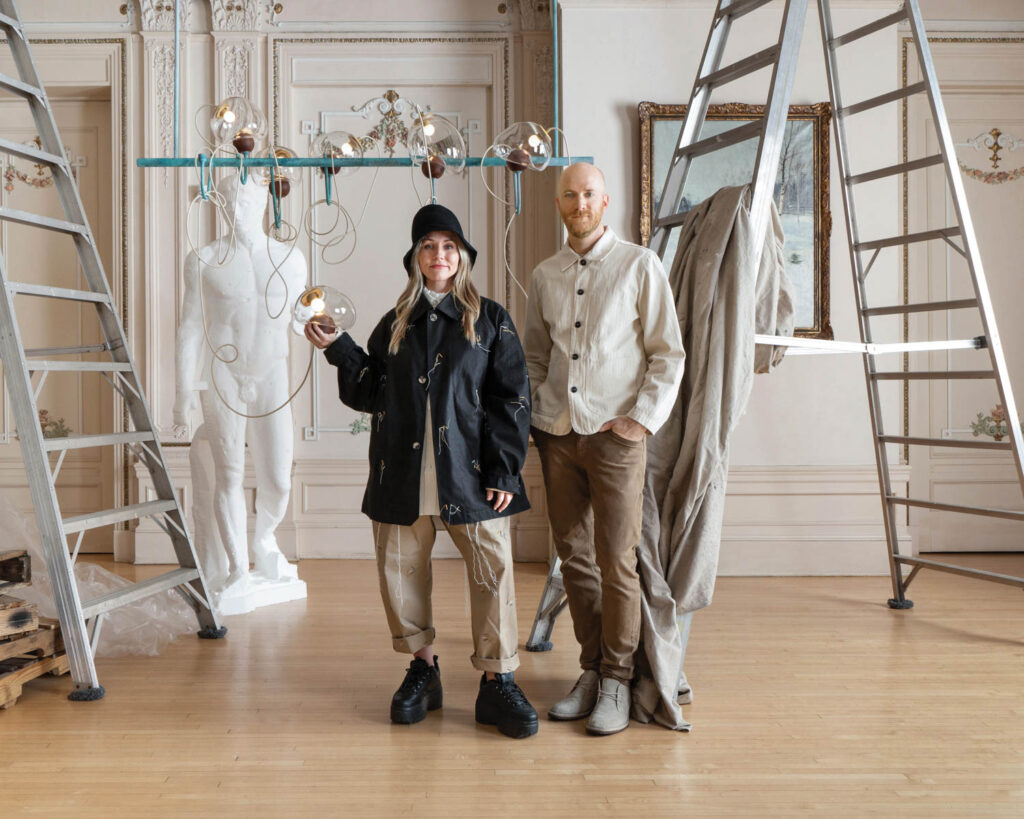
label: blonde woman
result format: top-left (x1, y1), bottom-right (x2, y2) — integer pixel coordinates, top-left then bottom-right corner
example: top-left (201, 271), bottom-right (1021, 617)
top-left (305, 204), bottom-right (537, 739)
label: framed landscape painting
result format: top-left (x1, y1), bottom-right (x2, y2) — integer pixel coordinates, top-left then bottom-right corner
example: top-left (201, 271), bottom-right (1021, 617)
top-left (639, 101), bottom-right (833, 339)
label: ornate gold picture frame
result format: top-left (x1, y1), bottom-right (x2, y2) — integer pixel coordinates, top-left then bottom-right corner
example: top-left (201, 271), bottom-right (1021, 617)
top-left (639, 101), bottom-right (833, 339)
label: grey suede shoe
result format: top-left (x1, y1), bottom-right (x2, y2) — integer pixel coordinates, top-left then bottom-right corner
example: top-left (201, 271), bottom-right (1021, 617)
top-left (585, 677), bottom-right (630, 736)
top-left (678, 670), bottom-right (693, 705)
top-left (547, 669), bottom-right (599, 721)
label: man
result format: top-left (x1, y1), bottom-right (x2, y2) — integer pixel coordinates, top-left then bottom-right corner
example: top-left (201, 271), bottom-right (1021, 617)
top-left (524, 162), bottom-right (684, 736)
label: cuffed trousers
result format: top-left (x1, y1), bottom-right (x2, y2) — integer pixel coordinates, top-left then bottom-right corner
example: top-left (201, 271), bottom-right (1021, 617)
top-left (372, 514), bottom-right (520, 673)
top-left (533, 428), bottom-right (646, 684)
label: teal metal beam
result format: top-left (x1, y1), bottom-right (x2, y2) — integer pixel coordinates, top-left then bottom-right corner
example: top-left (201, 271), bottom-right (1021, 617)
top-left (136, 156), bottom-right (590, 168)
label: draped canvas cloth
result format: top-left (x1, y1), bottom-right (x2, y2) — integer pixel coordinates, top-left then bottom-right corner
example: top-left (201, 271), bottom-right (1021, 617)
top-left (632, 185), bottom-right (794, 729)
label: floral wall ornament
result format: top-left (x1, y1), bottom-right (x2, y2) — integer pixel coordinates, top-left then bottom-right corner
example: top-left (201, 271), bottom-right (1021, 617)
top-left (38, 409), bottom-right (71, 439)
top-left (970, 404), bottom-right (1020, 441)
top-left (957, 127), bottom-right (1024, 184)
top-left (351, 90), bottom-right (422, 157)
top-left (2, 137), bottom-right (79, 193)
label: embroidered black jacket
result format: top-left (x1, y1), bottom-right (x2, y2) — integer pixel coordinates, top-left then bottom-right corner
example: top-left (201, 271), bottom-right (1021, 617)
top-left (323, 292), bottom-right (531, 525)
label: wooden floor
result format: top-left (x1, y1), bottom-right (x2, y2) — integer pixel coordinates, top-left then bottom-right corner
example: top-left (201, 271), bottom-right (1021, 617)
top-left (3, 554), bottom-right (1024, 817)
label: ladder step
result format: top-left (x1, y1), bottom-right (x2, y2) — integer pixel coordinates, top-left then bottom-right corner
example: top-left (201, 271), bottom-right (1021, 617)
top-left (831, 8), bottom-right (906, 47)
top-left (841, 82), bottom-right (927, 118)
top-left (699, 45), bottom-right (779, 90)
top-left (879, 435), bottom-right (1012, 451)
top-left (871, 370), bottom-right (994, 381)
top-left (716, 0), bottom-right (774, 21)
top-left (42, 431), bottom-right (155, 452)
top-left (0, 11), bottom-right (24, 32)
top-left (0, 136), bottom-right (65, 168)
top-left (855, 226), bottom-right (961, 252)
top-left (862, 298), bottom-right (978, 317)
top-left (81, 567), bottom-right (200, 620)
top-left (0, 70), bottom-right (43, 100)
top-left (27, 360), bottom-right (132, 372)
top-left (847, 154), bottom-right (944, 186)
top-left (24, 344), bottom-right (111, 358)
top-left (9, 282), bottom-right (112, 304)
top-left (894, 556), bottom-right (1024, 590)
top-left (887, 496), bottom-right (1024, 523)
top-left (0, 206), bottom-right (86, 235)
top-left (63, 499), bottom-right (178, 535)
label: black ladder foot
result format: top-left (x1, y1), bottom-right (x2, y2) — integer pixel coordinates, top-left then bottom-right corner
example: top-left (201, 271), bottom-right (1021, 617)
top-left (197, 625), bottom-right (228, 639)
top-left (887, 598), bottom-right (914, 609)
top-left (525, 640), bottom-right (553, 652)
top-left (68, 685), bottom-right (106, 701)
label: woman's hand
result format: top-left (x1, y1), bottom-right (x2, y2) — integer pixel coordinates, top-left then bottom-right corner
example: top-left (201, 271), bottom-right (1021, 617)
top-left (486, 488), bottom-right (514, 513)
top-left (304, 321), bottom-right (340, 350)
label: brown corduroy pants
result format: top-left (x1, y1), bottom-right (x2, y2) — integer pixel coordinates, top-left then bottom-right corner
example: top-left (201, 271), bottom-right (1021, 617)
top-left (533, 428), bottom-right (646, 683)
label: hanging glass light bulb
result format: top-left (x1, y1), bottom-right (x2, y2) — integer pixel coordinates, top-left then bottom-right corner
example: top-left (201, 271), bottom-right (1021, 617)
top-left (310, 131), bottom-right (363, 176)
top-left (209, 97), bottom-right (267, 153)
top-left (253, 146), bottom-right (300, 198)
top-left (407, 113), bottom-right (466, 178)
top-left (292, 285), bottom-right (357, 335)
top-left (493, 121), bottom-right (553, 173)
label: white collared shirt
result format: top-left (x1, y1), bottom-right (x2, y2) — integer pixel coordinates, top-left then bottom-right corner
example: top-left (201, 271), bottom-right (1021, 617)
top-left (524, 227), bottom-right (685, 436)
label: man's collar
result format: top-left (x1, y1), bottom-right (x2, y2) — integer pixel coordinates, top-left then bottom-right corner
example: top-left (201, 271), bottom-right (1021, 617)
top-left (409, 290), bottom-right (462, 322)
top-left (557, 226), bottom-right (618, 271)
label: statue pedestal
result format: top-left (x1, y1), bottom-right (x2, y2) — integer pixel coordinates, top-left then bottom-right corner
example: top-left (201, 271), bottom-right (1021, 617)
top-left (215, 573), bottom-right (308, 617)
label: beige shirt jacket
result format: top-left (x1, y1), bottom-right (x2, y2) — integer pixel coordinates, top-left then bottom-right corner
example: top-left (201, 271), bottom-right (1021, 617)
top-left (524, 227), bottom-right (685, 437)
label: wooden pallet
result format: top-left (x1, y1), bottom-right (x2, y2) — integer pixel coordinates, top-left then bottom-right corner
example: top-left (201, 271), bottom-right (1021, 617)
top-left (0, 619), bottom-right (68, 709)
top-left (0, 550), bottom-right (30, 595)
top-left (0, 593), bottom-right (38, 638)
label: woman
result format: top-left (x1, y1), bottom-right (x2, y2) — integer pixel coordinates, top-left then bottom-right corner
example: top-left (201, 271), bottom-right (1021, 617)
top-left (305, 204), bottom-right (537, 739)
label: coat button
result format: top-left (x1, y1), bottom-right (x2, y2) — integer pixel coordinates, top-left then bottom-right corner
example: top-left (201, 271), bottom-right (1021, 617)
top-left (572, 353), bottom-right (579, 360)
top-left (577, 289), bottom-right (584, 295)
top-left (570, 386), bottom-right (578, 393)
top-left (418, 376), bottom-right (427, 384)
top-left (574, 321), bottom-right (581, 328)
top-left (580, 259), bottom-right (588, 266)
top-left (412, 442), bottom-right (421, 449)
top-left (430, 313), bottom-right (438, 321)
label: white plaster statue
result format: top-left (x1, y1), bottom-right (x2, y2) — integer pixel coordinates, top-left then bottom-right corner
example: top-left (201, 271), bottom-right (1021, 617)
top-left (173, 171), bottom-right (307, 615)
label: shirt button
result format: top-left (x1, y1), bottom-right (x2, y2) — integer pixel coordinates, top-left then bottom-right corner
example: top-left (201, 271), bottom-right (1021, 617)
top-left (580, 259), bottom-right (588, 266)
top-left (418, 376), bottom-right (427, 384)
top-left (412, 442), bottom-right (421, 449)
top-left (574, 321), bottom-right (581, 328)
top-left (572, 353), bottom-right (579, 360)
top-left (570, 386), bottom-right (578, 393)
top-left (430, 313), bottom-right (438, 322)
top-left (577, 289), bottom-right (584, 295)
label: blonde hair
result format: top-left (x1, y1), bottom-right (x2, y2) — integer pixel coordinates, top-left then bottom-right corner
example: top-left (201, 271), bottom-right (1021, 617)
top-left (388, 237), bottom-right (480, 354)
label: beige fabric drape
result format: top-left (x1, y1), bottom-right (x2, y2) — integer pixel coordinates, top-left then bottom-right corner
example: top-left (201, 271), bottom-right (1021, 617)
top-left (632, 185), bottom-right (794, 730)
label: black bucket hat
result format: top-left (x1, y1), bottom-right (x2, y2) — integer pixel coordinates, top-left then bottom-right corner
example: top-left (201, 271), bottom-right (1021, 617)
top-left (403, 203), bottom-right (478, 274)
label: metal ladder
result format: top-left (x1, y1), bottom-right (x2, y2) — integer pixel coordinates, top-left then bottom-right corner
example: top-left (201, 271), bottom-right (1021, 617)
top-left (528, 0), bottom-right (1024, 650)
top-left (0, 0), bottom-right (224, 699)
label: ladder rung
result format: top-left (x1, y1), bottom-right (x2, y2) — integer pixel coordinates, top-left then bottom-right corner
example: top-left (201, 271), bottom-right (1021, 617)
top-left (9, 282), bottom-right (111, 304)
top-left (831, 8), bottom-right (906, 47)
top-left (0, 206), bottom-right (86, 235)
top-left (698, 45), bottom-right (779, 90)
top-left (716, 0), bottom-right (774, 21)
top-left (841, 82), bottom-right (927, 118)
top-left (862, 298), bottom-right (978, 317)
top-left (855, 227), bottom-right (961, 252)
top-left (24, 344), bottom-right (110, 357)
top-left (27, 360), bottom-right (132, 372)
top-left (42, 431), bottom-right (155, 452)
top-left (887, 496), bottom-right (1024, 523)
top-left (879, 435), bottom-right (1012, 451)
top-left (81, 567), bottom-right (200, 620)
top-left (63, 499), bottom-right (178, 535)
top-left (0, 70), bottom-right (43, 99)
top-left (671, 119), bottom-right (762, 162)
top-left (871, 370), bottom-right (994, 381)
top-left (894, 556), bottom-right (1024, 589)
top-left (0, 11), bottom-right (23, 32)
top-left (847, 154), bottom-right (944, 185)
top-left (0, 136), bottom-right (64, 167)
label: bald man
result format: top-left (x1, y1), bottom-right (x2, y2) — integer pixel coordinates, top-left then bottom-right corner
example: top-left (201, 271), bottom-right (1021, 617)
top-left (524, 162), bottom-right (685, 736)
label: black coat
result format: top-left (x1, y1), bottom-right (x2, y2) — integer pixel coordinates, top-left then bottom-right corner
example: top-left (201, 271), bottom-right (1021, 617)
top-left (324, 292), bottom-right (531, 526)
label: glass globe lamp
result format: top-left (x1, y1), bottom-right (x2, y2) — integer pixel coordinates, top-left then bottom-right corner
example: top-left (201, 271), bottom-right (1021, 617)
top-left (407, 113), bottom-right (466, 178)
top-left (292, 285), bottom-right (357, 336)
top-left (494, 122), bottom-right (552, 172)
top-left (253, 146), bottom-right (300, 198)
top-left (209, 97), bottom-right (266, 153)
top-left (311, 131), bottom-right (363, 176)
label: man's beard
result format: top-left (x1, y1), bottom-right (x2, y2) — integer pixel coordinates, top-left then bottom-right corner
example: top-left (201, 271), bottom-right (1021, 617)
top-left (563, 207), bottom-right (604, 239)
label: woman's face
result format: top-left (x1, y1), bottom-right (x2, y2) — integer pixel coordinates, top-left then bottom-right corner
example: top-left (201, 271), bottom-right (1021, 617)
top-left (417, 230), bottom-right (461, 292)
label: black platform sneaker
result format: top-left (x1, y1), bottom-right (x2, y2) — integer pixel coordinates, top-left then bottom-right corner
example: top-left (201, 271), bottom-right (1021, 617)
top-left (390, 656), bottom-right (443, 724)
top-left (475, 672), bottom-right (539, 739)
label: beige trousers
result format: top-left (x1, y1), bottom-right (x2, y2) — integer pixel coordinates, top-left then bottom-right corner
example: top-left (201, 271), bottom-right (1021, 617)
top-left (372, 514), bottom-right (520, 673)
top-left (533, 428), bottom-right (646, 684)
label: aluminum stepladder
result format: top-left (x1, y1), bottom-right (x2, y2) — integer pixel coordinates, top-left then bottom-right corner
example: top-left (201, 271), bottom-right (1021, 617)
top-left (528, 0), bottom-right (1024, 651)
top-left (0, 0), bottom-right (225, 700)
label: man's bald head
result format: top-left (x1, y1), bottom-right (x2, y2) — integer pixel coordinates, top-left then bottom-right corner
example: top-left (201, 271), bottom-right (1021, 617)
top-left (557, 162), bottom-right (607, 197)
top-left (556, 162), bottom-right (609, 247)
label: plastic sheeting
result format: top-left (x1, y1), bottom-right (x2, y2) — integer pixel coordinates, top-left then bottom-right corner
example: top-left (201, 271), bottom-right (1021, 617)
top-left (1, 493), bottom-right (197, 657)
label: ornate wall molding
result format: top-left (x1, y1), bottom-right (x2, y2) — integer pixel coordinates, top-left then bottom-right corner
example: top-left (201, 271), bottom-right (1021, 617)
top-left (138, 0), bottom-right (192, 32)
top-left (211, 0), bottom-right (280, 32)
top-left (145, 40), bottom-right (176, 158)
top-left (507, 0), bottom-right (553, 32)
top-left (216, 38), bottom-right (256, 98)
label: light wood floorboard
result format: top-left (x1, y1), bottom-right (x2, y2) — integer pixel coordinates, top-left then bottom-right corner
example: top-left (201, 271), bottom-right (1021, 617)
top-left (3, 554), bottom-right (1024, 817)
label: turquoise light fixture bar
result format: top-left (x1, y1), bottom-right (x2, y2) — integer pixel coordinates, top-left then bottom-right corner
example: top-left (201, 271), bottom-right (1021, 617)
top-left (137, 156), bottom-right (589, 169)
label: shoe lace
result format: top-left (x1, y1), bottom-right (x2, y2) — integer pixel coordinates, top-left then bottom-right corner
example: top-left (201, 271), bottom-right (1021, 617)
top-left (499, 679), bottom-right (530, 708)
top-left (398, 663), bottom-right (431, 695)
